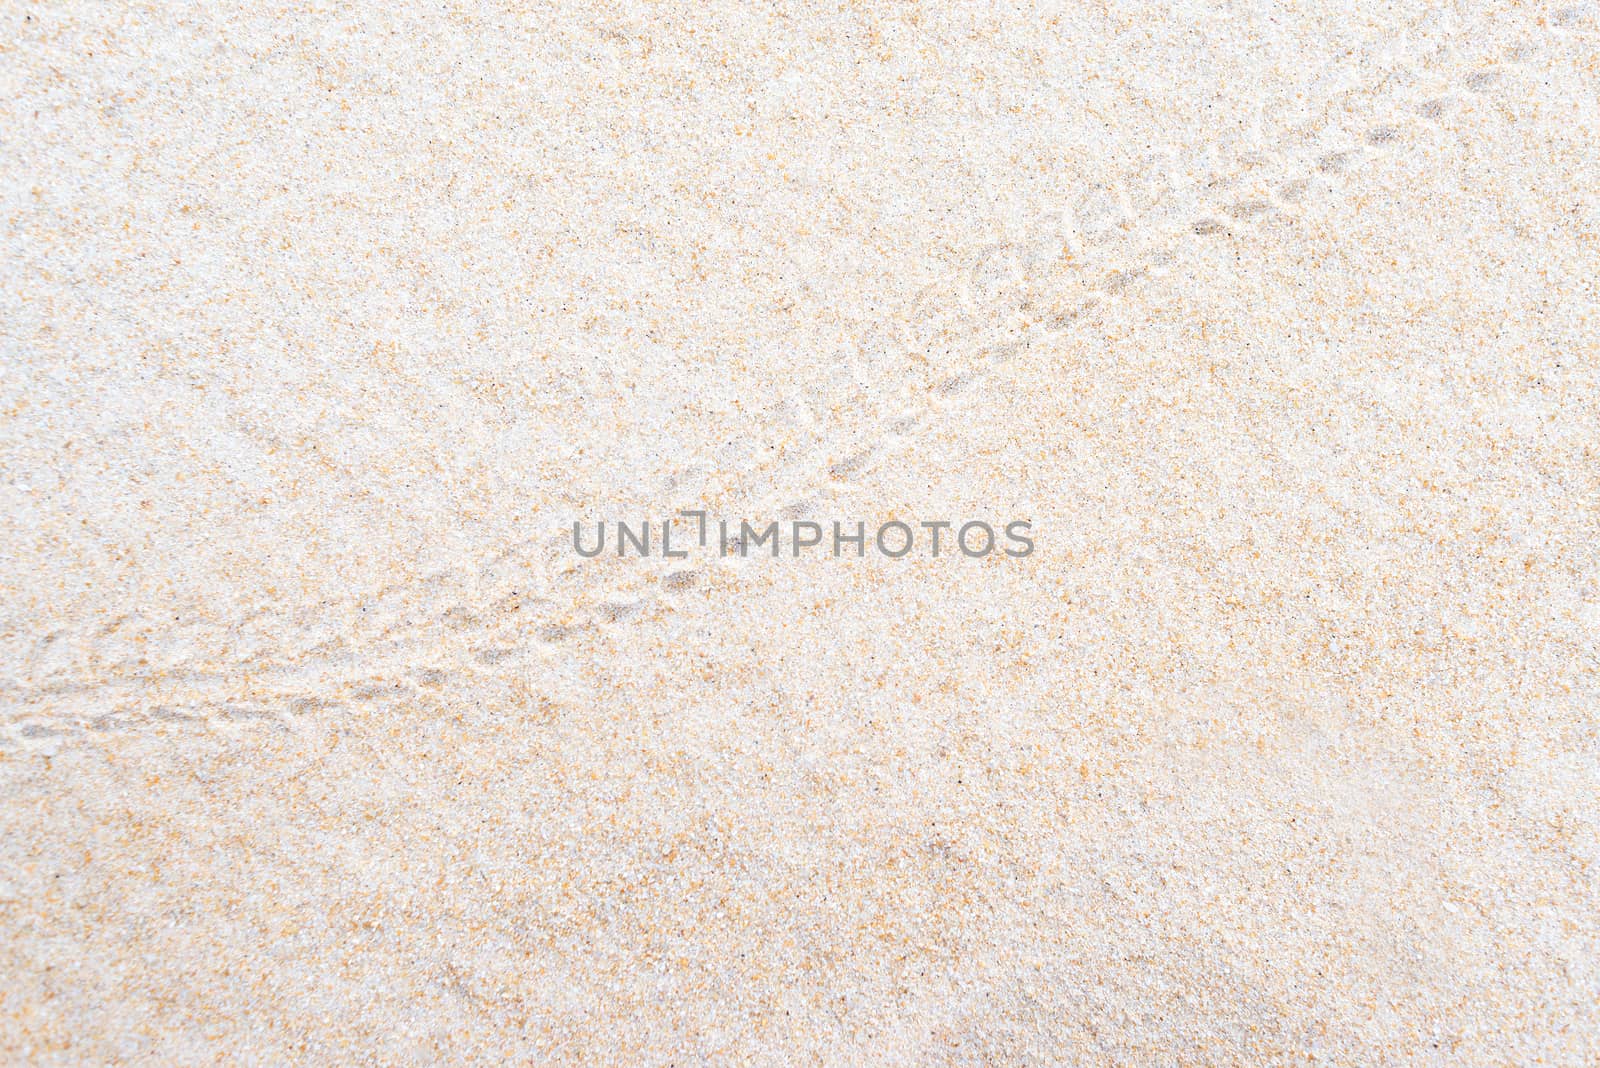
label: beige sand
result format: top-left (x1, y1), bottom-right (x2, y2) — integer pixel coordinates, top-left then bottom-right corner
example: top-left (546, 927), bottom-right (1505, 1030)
top-left (3, 2), bottom-right (1598, 1063)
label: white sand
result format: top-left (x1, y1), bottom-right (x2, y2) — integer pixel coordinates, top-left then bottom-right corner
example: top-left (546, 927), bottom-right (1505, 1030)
top-left (3, 2), bottom-right (1598, 1062)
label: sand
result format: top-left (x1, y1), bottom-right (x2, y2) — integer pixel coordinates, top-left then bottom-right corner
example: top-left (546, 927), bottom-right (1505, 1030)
top-left (3, 1), bottom-right (1598, 1063)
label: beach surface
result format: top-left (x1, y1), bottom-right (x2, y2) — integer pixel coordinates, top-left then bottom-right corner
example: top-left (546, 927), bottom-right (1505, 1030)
top-left (3, 2), bottom-right (1599, 1062)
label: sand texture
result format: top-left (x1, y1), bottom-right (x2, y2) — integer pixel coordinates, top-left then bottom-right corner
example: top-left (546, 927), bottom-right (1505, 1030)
top-left (3, 2), bottom-right (1600, 1063)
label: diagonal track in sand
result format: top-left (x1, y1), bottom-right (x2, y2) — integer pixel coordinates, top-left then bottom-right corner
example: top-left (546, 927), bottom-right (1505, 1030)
top-left (3, 4), bottom-right (1593, 747)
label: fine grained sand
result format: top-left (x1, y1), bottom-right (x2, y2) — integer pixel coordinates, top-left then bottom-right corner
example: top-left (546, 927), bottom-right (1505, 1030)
top-left (3, 2), bottom-right (1598, 1063)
